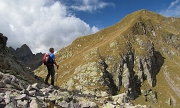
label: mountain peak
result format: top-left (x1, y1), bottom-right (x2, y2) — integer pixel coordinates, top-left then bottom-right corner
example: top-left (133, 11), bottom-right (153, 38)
top-left (35, 10), bottom-right (180, 107)
top-left (9, 44), bottom-right (43, 70)
top-left (17, 44), bottom-right (32, 54)
top-left (20, 44), bottom-right (29, 48)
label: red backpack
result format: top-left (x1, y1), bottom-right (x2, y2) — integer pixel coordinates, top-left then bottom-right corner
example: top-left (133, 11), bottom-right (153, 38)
top-left (43, 53), bottom-right (50, 65)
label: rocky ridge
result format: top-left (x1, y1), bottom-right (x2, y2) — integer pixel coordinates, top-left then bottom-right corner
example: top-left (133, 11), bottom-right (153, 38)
top-left (34, 9), bottom-right (180, 108)
top-left (0, 33), bottom-right (147, 107)
top-left (9, 44), bottom-right (43, 71)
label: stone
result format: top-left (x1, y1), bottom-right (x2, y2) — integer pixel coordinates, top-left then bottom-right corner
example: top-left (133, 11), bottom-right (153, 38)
top-left (32, 83), bottom-right (41, 90)
top-left (166, 98), bottom-right (171, 106)
top-left (0, 81), bottom-right (6, 88)
top-left (36, 96), bottom-right (45, 100)
top-left (29, 99), bottom-right (40, 108)
top-left (0, 95), bottom-right (4, 102)
top-left (3, 78), bottom-right (11, 84)
top-left (14, 94), bottom-right (28, 100)
top-left (20, 89), bottom-right (29, 95)
top-left (26, 85), bottom-right (33, 91)
top-left (29, 90), bottom-right (36, 96)
top-left (17, 100), bottom-right (28, 108)
top-left (58, 101), bottom-right (70, 107)
top-left (0, 103), bottom-right (6, 108)
top-left (4, 101), bottom-right (17, 108)
top-left (35, 91), bottom-right (44, 97)
top-left (4, 91), bottom-right (11, 104)
top-left (80, 101), bottom-right (97, 108)
top-left (42, 91), bottom-right (49, 98)
top-left (73, 103), bottom-right (80, 108)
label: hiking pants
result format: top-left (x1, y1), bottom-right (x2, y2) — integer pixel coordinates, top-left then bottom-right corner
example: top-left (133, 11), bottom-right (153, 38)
top-left (45, 65), bottom-right (55, 85)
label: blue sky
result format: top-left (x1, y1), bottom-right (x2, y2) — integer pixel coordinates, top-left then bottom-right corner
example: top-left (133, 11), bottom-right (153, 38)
top-left (0, 0), bottom-right (180, 53)
top-left (62, 0), bottom-right (180, 29)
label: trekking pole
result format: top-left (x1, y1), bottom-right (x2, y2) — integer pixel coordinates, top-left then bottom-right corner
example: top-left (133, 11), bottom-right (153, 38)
top-left (56, 66), bottom-right (59, 86)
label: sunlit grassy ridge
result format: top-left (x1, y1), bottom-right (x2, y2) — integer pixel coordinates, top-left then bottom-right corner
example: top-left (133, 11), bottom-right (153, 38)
top-left (35, 9), bottom-right (180, 107)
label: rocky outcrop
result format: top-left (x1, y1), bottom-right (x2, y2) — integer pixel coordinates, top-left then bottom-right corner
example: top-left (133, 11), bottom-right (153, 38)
top-left (9, 44), bottom-right (33, 63)
top-left (100, 60), bottom-right (118, 96)
top-left (131, 17), bottom-right (155, 36)
top-left (99, 41), bottom-right (164, 100)
top-left (0, 71), bottom-right (147, 108)
top-left (0, 33), bottom-right (41, 84)
top-left (9, 44), bottom-right (43, 70)
top-left (0, 33), bottom-right (8, 52)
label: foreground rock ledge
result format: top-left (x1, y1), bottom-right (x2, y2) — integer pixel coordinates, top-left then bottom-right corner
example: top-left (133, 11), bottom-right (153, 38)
top-left (0, 71), bottom-right (147, 108)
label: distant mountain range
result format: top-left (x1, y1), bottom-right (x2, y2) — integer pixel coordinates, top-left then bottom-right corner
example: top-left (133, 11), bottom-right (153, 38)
top-left (1, 9), bottom-right (180, 107)
top-left (34, 9), bottom-right (180, 107)
top-left (9, 44), bottom-right (43, 70)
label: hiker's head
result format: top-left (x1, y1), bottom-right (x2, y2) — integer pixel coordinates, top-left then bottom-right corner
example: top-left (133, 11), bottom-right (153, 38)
top-left (49, 48), bottom-right (54, 53)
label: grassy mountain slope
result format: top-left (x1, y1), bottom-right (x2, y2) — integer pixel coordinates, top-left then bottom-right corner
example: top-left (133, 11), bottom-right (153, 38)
top-left (35, 9), bottom-right (180, 107)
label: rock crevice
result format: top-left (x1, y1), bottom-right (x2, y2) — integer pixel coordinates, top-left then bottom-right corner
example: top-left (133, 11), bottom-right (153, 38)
top-left (99, 42), bottom-right (164, 100)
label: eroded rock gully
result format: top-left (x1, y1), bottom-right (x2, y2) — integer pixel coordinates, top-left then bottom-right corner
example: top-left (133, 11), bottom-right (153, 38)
top-left (99, 42), bottom-right (164, 101)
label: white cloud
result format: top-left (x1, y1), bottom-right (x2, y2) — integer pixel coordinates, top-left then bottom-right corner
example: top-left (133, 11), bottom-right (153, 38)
top-left (168, 0), bottom-right (179, 9)
top-left (0, 0), bottom-right (99, 54)
top-left (159, 0), bottom-right (180, 17)
top-left (70, 0), bottom-right (114, 12)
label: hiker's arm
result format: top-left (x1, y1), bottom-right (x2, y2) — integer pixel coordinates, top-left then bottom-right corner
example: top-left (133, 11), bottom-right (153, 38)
top-left (53, 59), bottom-right (59, 68)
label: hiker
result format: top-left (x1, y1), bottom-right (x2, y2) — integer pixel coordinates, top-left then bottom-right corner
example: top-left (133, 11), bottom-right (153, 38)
top-left (45, 47), bottom-right (59, 86)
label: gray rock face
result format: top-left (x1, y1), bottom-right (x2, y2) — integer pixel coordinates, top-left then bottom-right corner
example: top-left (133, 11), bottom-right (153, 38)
top-left (10, 44), bottom-right (33, 61)
top-left (99, 42), bottom-right (164, 100)
top-left (0, 33), bottom-right (8, 52)
top-left (8, 44), bottom-right (43, 71)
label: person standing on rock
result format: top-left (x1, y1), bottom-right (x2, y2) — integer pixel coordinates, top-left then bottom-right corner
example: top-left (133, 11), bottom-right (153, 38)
top-left (45, 47), bottom-right (59, 86)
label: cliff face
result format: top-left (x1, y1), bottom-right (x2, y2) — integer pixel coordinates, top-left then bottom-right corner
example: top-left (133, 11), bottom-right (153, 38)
top-left (9, 44), bottom-right (43, 70)
top-left (10, 44), bottom-right (33, 62)
top-left (0, 33), bottom-right (39, 83)
top-left (0, 33), bottom-right (8, 52)
top-left (35, 10), bottom-right (180, 107)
